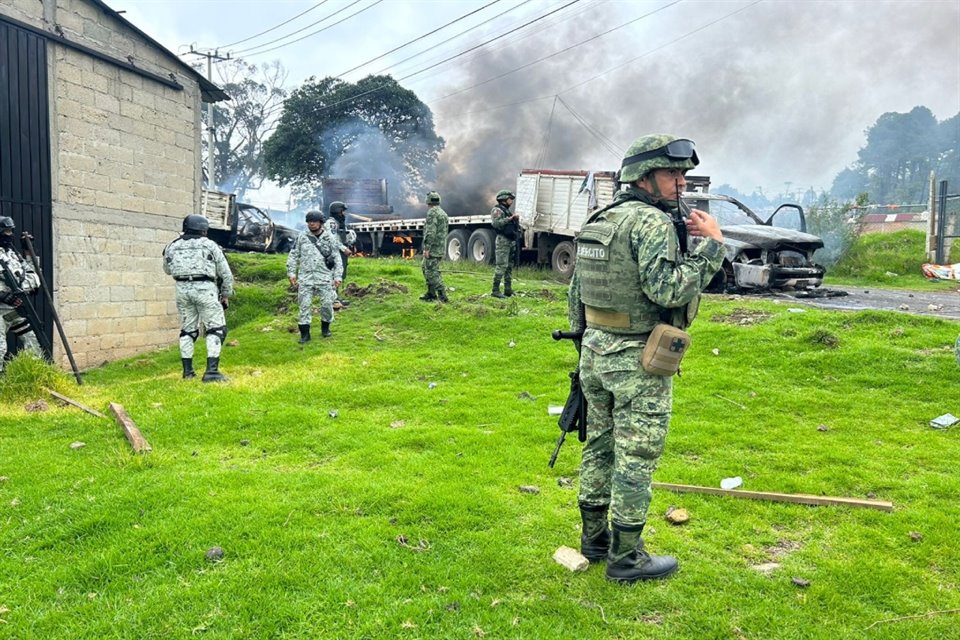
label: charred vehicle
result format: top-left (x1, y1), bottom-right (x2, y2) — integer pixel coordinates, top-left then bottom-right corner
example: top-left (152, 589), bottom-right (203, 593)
top-left (202, 189), bottom-right (276, 252)
top-left (683, 192), bottom-right (825, 292)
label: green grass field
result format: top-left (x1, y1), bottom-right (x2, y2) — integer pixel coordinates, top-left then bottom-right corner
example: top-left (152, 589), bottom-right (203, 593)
top-left (1, 251), bottom-right (958, 639)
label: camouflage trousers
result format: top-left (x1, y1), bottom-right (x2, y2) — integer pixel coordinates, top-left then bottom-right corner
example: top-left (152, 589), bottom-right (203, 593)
top-left (0, 307), bottom-right (41, 372)
top-left (494, 235), bottom-right (516, 279)
top-left (421, 256), bottom-right (445, 293)
top-left (176, 282), bottom-right (226, 359)
top-left (578, 345), bottom-right (673, 526)
top-left (297, 281), bottom-right (336, 324)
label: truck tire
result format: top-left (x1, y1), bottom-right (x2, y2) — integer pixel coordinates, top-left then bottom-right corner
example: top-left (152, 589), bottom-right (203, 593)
top-left (467, 228), bottom-right (496, 264)
top-left (551, 241), bottom-right (576, 280)
top-left (445, 229), bottom-right (469, 262)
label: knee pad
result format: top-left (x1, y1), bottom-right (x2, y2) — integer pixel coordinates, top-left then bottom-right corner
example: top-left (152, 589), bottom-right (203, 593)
top-left (207, 326), bottom-right (227, 343)
top-left (179, 329), bottom-right (200, 342)
top-left (11, 319), bottom-right (33, 337)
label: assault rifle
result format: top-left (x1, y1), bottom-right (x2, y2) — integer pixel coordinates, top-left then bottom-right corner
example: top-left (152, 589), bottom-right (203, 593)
top-left (1, 257), bottom-right (53, 356)
top-left (548, 329), bottom-right (587, 468)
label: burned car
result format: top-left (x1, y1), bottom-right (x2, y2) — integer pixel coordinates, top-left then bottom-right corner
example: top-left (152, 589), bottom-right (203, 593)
top-left (269, 223), bottom-right (298, 253)
top-left (682, 192), bottom-right (825, 292)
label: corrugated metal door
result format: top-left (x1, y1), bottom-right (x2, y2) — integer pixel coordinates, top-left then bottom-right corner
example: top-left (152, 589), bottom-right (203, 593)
top-left (0, 20), bottom-right (53, 356)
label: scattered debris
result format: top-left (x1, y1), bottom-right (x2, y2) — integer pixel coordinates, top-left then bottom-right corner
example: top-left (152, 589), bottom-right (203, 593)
top-left (508, 340), bottom-right (516, 348)
top-left (69, 442), bottom-right (86, 450)
top-left (884, 271), bottom-right (899, 277)
top-left (557, 477), bottom-right (574, 488)
top-left (0, 476), bottom-right (8, 483)
top-left (553, 546), bottom-right (589, 572)
top-left (817, 424), bottom-right (830, 432)
top-left (389, 420), bottom-right (405, 429)
top-left (865, 608), bottom-right (960, 631)
top-left (898, 304), bottom-right (910, 311)
top-left (716, 394), bottom-right (746, 410)
top-left (547, 405), bottom-right (563, 416)
top-left (328, 410), bottom-right (338, 418)
top-left (108, 403), bottom-right (152, 453)
top-left (930, 413), bottom-right (958, 429)
top-left (24, 400), bottom-right (48, 412)
top-left (517, 391), bottom-right (536, 401)
top-left (711, 348), bottom-right (720, 356)
top-left (720, 476), bottom-right (743, 490)
top-left (751, 562), bottom-right (780, 575)
top-left (908, 531), bottom-right (923, 542)
top-left (373, 329), bottom-right (385, 342)
top-left (239, 440), bottom-right (250, 447)
top-left (791, 577), bottom-right (811, 588)
top-left (428, 382), bottom-right (437, 389)
top-left (787, 308), bottom-right (806, 313)
top-left (205, 546), bottom-right (224, 562)
top-left (518, 485), bottom-right (540, 495)
top-left (344, 279), bottom-right (408, 298)
top-left (46, 389), bottom-right (106, 418)
top-left (251, 370), bottom-right (263, 377)
top-left (664, 507), bottom-right (689, 524)
top-left (396, 535), bottom-right (431, 552)
top-left (927, 303), bottom-right (944, 312)
top-left (226, 339), bottom-right (240, 347)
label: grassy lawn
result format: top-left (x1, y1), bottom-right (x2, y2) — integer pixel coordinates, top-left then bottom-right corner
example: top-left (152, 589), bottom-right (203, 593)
top-left (825, 229), bottom-right (958, 292)
top-left (1, 252), bottom-right (959, 639)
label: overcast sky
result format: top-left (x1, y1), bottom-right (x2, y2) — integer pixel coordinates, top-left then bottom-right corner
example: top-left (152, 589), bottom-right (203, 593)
top-left (116, 0), bottom-right (960, 209)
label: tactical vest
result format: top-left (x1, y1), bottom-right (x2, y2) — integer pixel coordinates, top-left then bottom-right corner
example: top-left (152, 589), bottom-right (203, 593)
top-left (165, 238), bottom-right (217, 279)
top-left (575, 204), bottom-right (665, 334)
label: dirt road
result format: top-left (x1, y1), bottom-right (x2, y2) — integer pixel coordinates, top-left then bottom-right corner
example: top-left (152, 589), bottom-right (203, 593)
top-left (774, 285), bottom-right (960, 321)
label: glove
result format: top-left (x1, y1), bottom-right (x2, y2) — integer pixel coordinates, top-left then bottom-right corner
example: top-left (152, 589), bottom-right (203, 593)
top-left (1, 291), bottom-right (23, 307)
top-left (220, 297), bottom-right (229, 310)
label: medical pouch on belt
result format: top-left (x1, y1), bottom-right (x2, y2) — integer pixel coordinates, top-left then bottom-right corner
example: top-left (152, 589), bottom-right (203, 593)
top-left (166, 239), bottom-right (216, 279)
top-left (575, 208), bottom-right (660, 334)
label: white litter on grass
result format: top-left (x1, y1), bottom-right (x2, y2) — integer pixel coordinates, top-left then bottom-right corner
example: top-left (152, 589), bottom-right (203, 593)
top-left (547, 405), bottom-right (563, 416)
top-left (720, 476), bottom-right (743, 490)
top-left (787, 308), bottom-right (806, 313)
top-left (428, 382), bottom-right (437, 389)
top-left (930, 413), bottom-right (958, 429)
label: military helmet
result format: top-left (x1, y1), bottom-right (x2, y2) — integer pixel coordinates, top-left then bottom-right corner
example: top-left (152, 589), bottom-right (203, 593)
top-left (619, 134), bottom-right (699, 183)
top-left (182, 214), bottom-right (209, 234)
top-left (426, 191), bottom-right (441, 205)
top-left (305, 210), bottom-right (323, 223)
top-left (0, 216), bottom-right (14, 231)
top-left (328, 201), bottom-right (348, 216)
top-left (495, 189), bottom-right (515, 202)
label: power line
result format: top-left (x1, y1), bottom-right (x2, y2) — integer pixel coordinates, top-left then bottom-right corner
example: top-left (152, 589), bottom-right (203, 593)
top-left (216, 0), bottom-right (332, 49)
top-left (535, 96), bottom-right (559, 168)
top-left (427, 1), bottom-right (679, 105)
top-left (556, 95), bottom-right (622, 158)
top-left (232, 0), bottom-right (378, 56)
top-left (335, 0), bottom-right (505, 79)
top-left (310, 0), bottom-right (582, 114)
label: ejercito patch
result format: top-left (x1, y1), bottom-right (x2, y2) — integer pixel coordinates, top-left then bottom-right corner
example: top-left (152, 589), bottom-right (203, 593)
top-left (577, 244), bottom-right (608, 260)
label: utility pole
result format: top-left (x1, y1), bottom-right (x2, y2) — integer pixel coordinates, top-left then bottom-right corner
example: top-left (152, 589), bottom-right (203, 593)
top-left (183, 47), bottom-right (230, 189)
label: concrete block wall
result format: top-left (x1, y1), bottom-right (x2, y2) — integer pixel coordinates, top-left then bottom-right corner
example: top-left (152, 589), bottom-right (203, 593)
top-left (9, 0), bottom-right (206, 369)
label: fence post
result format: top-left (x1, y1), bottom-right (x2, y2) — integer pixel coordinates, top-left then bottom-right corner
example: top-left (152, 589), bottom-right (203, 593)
top-left (926, 171), bottom-right (938, 261)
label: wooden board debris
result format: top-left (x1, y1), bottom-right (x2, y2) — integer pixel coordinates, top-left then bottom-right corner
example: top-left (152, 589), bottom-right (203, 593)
top-left (46, 388), bottom-right (106, 419)
top-left (108, 403), bottom-right (152, 453)
top-left (653, 482), bottom-right (893, 512)
top-left (553, 546), bottom-right (589, 572)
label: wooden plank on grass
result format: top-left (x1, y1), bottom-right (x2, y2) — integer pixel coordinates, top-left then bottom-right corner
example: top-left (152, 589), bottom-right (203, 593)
top-left (652, 482), bottom-right (893, 512)
top-left (46, 388), bottom-right (107, 419)
top-left (108, 403), bottom-right (152, 453)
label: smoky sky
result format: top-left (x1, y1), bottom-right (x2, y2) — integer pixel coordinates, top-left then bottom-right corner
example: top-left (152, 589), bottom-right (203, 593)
top-left (427, 0), bottom-right (959, 210)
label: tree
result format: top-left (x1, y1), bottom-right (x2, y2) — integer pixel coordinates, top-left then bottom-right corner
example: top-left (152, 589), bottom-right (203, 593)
top-left (263, 75), bottom-right (444, 208)
top-left (198, 59), bottom-right (288, 198)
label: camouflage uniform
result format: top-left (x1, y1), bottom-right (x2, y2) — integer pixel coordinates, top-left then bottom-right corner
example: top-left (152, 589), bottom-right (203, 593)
top-left (163, 235), bottom-right (233, 357)
top-left (0, 243), bottom-right (42, 371)
top-left (324, 216), bottom-right (356, 283)
top-left (491, 202), bottom-right (518, 286)
top-left (287, 228), bottom-right (343, 325)
top-left (568, 185), bottom-right (724, 526)
top-left (421, 203), bottom-right (449, 299)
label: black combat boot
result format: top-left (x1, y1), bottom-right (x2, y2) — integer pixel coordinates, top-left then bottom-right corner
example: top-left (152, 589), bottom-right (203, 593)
top-left (298, 324), bottom-right (311, 344)
top-left (579, 503), bottom-right (611, 562)
top-left (181, 358), bottom-right (196, 379)
top-left (420, 287), bottom-right (437, 302)
top-left (491, 276), bottom-right (505, 298)
top-left (606, 523), bottom-right (678, 582)
top-left (201, 357), bottom-right (227, 383)
top-left (436, 287), bottom-right (449, 303)
top-left (504, 276), bottom-right (514, 297)
top-left (321, 321), bottom-right (332, 337)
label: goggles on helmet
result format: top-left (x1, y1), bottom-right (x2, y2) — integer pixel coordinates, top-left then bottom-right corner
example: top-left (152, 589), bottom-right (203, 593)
top-left (621, 139), bottom-right (698, 168)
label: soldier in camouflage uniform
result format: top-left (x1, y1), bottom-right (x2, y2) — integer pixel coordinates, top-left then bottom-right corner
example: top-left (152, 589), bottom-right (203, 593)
top-left (0, 217), bottom-right (42, 372)
top-left (420, 191), bottom-right (450, 303)
top-left (568, 135), bottom-right (725, 582)
top-left (288, 211), bottom-right (343, 341)
top-left (490, 189), bottom-right (520, 298)
top-left (163, 215), bottom-right (234, 382)
top-left (325, 201), bottom-right (356, 307)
